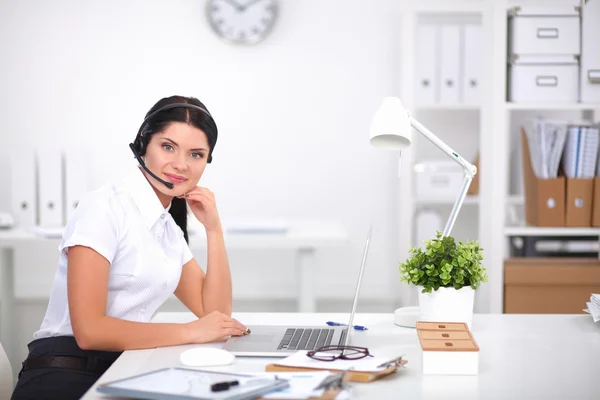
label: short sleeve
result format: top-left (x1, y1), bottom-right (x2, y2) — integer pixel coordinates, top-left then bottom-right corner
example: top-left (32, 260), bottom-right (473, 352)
top-left (182, 238), bottom-right (194, 265)
top-left (59, 192), bottom-right (119, 264)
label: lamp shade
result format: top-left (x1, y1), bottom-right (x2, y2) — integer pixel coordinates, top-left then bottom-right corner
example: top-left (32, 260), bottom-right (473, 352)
top-left (369, 97), bottom-right (412, 150)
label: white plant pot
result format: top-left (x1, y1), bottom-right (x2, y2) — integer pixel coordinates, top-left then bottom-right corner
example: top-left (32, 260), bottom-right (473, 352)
top-left (418, 286), bottom-right (475, 329)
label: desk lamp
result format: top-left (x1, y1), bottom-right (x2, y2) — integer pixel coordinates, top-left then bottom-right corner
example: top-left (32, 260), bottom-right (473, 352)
top-left (369, 97), bottom-right (477, 327)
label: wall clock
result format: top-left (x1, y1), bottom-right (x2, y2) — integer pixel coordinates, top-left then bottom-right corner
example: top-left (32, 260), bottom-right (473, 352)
top-left (206, 0), bottom-right (279, 45)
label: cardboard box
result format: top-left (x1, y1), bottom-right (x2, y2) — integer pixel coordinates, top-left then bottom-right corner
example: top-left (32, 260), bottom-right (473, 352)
top-left (592, 177), bottom-right (600, 227)
top-left (521, 129), bottom-right (594, 227)
top-left (565, 178), bottom-right (594, 227)
top-left (504, 257), bottom-right (600, 313)
top-left (467, 153), bottom-right (480, 195)
top-left (416, 321), bottom-right (479, 375)
top-left (521, 129), bottom-right (565, 226)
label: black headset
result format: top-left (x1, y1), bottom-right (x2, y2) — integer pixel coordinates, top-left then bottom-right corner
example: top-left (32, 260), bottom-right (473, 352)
top-left (129, 102), bottom-right (214, 190)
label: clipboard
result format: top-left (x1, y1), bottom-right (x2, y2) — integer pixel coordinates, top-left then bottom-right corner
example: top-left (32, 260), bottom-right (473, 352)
top-left (256, 370), bottom-right (346, 400)
top-left (258, 388), bottom-right (341, 400)
top-left (265, 362), bottom-right (403, 383)
top-left (96, 367), bottom-right (289, 400)
top-left (265, 353), bottom-right (406, 383)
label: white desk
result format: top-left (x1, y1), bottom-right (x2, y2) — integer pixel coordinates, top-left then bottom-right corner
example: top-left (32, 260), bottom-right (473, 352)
top-left (0, 222), bottom-right (347, 373)
top-left (83, 312), bottom-right (599, 399)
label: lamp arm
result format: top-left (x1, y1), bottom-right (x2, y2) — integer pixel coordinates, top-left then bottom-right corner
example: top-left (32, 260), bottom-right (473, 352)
top-left (443, 174), bottom-right (473, 237)
top-left (408, 115), bottom-right (477, 178)
top-left (407, 114), bottom-right (477, 238)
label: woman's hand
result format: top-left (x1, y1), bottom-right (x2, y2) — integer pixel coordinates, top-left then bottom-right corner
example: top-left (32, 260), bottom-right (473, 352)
top-left (185, 311), bottom-right (249, 344)
top-left (182, 187), bottom-right (222, 232)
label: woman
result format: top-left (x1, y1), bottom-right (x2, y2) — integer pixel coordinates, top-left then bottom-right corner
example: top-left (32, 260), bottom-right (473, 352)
top-left (11, 95), bottom-right (248, 400)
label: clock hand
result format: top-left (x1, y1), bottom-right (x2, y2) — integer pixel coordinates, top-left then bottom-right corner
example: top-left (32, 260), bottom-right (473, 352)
top-left (220, 0), bottom-right (243, 12)
top-left (239, 0), bottom-right (267, 12)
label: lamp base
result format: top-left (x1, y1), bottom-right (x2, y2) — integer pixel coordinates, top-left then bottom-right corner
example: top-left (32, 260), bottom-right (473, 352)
top-left (393, 306), bottom-right (420, 328)
top-left (394, 306), bottom-right (420, 328)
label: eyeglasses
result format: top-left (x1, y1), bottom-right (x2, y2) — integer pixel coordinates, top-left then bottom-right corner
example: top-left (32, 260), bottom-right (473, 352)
top-left (306, 345), bottom-right (373, 362)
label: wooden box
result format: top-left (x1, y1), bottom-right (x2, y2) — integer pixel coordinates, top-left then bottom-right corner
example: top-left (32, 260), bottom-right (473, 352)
top-left (416, 321), bottom-right (479, 375)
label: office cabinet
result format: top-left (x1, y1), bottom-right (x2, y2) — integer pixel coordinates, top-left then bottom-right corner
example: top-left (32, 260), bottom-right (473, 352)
top-left (504, 258), bottom-right (600, 314)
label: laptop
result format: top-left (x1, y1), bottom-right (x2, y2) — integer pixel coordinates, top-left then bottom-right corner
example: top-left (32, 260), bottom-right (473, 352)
top-left (222, 226), bottom-right (372, 357)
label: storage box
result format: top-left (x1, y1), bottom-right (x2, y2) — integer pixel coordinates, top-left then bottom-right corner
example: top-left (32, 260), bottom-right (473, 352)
top-left (565, 177), bottom-right (594, 227)
top-left (592, 177), bottom-right (600, 227)
top-left (414, 161), bottom-right (464, 201)
top-left (416, 322), bottom-right (469, 331)
top-left (508, 7), bottom-right (581, 56)
top-left (521, 129), bottom-right (565, 226)
top-left (521, 129), bottom-right (593, 227)
top-left (508, 55), bottom-right (579, 103)
top-left (467, 153), bottom-right (480, 195)
top-left (504, 258), bottom-right (600, 314)
top-left (416, 321), bottom-right (479, 375)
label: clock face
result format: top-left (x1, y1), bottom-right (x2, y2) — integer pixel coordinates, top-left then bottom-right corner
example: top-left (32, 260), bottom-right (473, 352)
top-left (206, 0), bottom-right (279, 45)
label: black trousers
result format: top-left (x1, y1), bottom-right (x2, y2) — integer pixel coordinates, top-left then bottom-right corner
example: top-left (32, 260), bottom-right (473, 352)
top-left (10, 336), bottom-right (122, 400)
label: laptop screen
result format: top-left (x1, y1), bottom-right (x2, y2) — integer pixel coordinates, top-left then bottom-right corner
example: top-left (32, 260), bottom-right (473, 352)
top-left (342, 225), bottom-right (372, 347)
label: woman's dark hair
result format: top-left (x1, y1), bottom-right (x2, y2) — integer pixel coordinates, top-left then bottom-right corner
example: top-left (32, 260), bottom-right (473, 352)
top-left (133, 95), bottom-right (218, 243)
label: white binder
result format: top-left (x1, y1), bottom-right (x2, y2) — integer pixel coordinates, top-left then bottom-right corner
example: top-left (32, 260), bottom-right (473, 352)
top-left (439, 24), bottom-right (461, 104)
top-left (37, 149), bottom-right (64, 228)
top-left (9, 151), bottom-right (37, 228)
top-left (581, 0), bottom-right (600, 102)
top-left (415, 24), bottom-right (438, 106)
top-left (64, 148), bottom-right (88, 221)
top-left (462, 24), bottom-right (482, 106)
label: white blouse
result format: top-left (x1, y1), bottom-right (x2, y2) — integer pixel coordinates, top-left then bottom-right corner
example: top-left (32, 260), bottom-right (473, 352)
top-left (34, 164), bottom-right (194, 339)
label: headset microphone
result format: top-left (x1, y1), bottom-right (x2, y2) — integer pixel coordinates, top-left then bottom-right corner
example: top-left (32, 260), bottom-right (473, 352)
top-left (129, 143), bottom-right (175, 189)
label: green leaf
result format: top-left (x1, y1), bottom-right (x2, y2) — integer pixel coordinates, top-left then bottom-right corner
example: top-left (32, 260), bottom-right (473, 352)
top-left (398, 233), bottom-right (487, 293)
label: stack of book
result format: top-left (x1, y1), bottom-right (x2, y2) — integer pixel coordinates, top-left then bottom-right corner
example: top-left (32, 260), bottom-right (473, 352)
top-left (584, 294), bottom-right (600, 322)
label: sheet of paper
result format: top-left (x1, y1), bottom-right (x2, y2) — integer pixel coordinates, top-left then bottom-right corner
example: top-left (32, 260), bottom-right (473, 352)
top-left (543, 121), bottom-right (568, 178)
top-left (586, 294), bottom-right (600, 323)
top-left (275, 350), bottom-right (398, 372)
top-left (252, 372), bottom-right (329, 399)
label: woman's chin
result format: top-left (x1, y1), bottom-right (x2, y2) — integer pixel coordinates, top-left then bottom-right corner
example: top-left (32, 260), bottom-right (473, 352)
top-left (165, 184), bottom-right (192, 198)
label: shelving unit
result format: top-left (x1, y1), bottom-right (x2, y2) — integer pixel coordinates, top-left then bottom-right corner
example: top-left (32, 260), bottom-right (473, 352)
top-left (504, 226), bottom-right (600, 236)
top-left (506, 102), bottom-right (600, 111)
top-left (398, 0), bottom-right (597, 314)
top-left (491, 0), bottom-right (598, 313)
top-left (397, 0), bottom-right (490, 310)
top-left (416, 195), bottom-right (480, 206)
top-left (416, 105), bottom-right (481, 111)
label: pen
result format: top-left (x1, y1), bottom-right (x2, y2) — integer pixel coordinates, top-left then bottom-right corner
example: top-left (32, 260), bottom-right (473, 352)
top-left (326, 321), bottom-right (369, 331)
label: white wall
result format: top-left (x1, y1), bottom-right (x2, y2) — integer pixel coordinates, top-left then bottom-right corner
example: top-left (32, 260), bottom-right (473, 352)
top-left (0, 0), bottom-right (408, 307)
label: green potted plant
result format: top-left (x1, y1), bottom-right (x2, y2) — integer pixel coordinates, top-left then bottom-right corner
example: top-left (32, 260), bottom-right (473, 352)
top-left (399, 231), bottom-right (487, 328)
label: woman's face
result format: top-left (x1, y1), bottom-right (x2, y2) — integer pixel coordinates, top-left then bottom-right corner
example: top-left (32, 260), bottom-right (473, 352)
top-left (141, 122), bottom-right (210, 204)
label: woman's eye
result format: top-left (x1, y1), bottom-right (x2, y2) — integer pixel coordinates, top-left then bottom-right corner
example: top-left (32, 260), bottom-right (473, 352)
top-left (162, 144), bottom-right (174, 151)
top-left (191, 152), bottom-right (204, 159)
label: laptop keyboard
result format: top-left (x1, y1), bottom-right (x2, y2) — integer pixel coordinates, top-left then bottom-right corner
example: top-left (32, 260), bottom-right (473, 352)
top-left (277, 328), bottom-right (341, 351)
